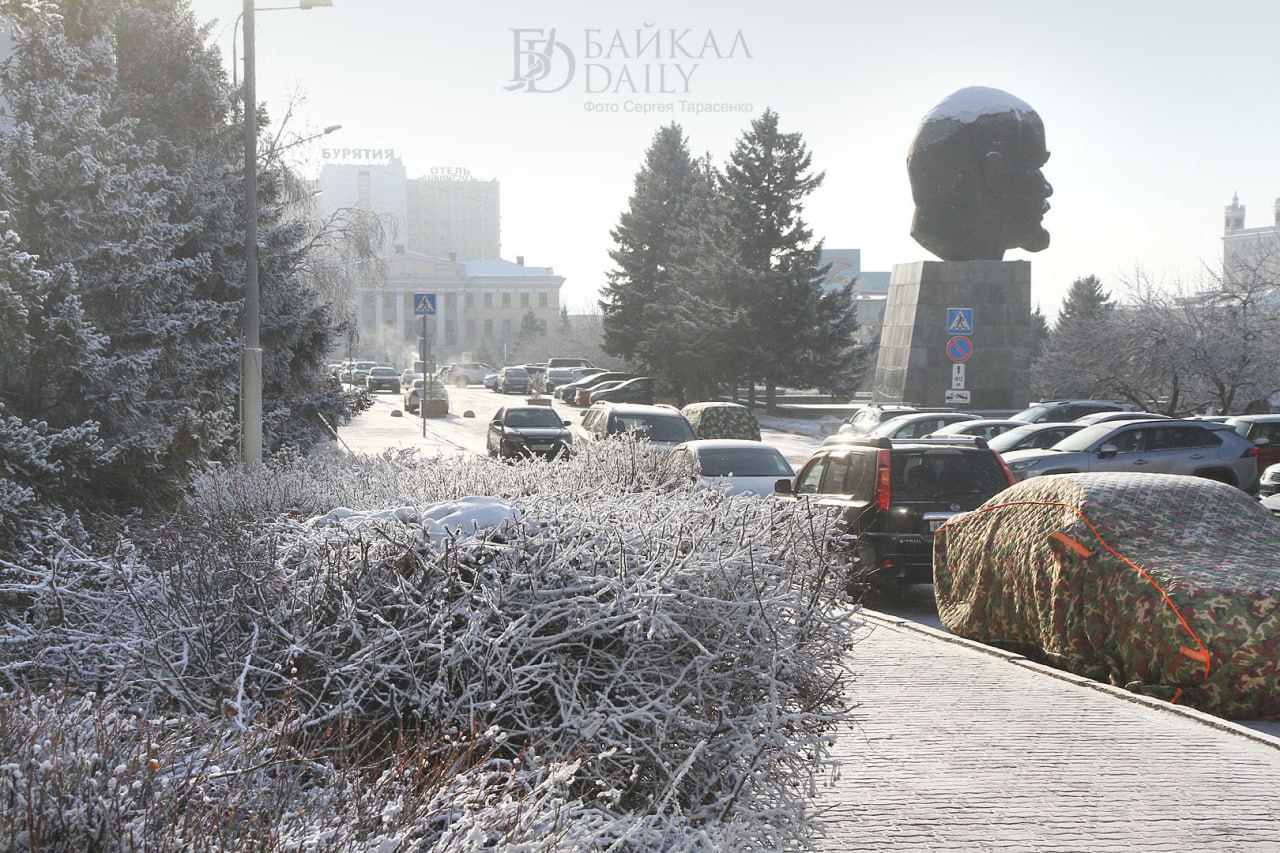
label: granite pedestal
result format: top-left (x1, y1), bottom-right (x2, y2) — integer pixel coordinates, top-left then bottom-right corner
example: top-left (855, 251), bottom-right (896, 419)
top-left (871, 260), bottom-right (1031, 411)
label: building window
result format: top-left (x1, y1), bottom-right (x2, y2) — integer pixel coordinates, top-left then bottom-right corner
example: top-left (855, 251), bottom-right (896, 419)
top-left (465, 293), bottom-right (474, 309)
top-left (484, 318), bottom-right (493, 337)
top-left (502, 318), bottom-right (512, 336)
top-left (484, 293), bottom-right (493, 309)
top-left (520, 293), bottom-right (530, 308)
top-left (538, 292), bottom-right (549, 308)
top-left (502, 293), bottom-right (511, 308)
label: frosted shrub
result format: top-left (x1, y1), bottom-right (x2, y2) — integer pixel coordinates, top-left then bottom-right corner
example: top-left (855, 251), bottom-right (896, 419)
top-left (0, 438), bottom-right (859, 849)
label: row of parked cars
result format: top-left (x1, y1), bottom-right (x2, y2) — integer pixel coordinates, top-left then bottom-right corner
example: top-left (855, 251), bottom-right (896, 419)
top-left (484, 399), bottom-right (783, 498)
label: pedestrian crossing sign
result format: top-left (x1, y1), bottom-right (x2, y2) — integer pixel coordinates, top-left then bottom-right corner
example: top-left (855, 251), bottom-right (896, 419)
top-left (414, 293), bottom-right (437, 316)
top-left (947, 307), bottom-right (973, 334)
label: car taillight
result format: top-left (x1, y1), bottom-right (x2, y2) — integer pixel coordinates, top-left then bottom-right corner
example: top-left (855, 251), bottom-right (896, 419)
top-left (993, 451), bottom-right (1017, 486)
top-left (1244, 446), bottom-right (1260, 458)
top-left (874, 448), bottom-right (892, 512)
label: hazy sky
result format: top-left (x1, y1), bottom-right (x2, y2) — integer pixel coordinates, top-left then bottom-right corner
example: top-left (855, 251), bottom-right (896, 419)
top-left (189, 0), bottom-right (1279, 316)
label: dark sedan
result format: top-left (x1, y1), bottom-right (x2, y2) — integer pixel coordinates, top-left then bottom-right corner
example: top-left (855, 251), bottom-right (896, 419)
top-left (487, 406), bottom-right (573, 460)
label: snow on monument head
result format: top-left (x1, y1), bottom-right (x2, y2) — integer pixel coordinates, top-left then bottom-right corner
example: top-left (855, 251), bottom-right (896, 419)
top-left (906, 86), bottom-right (1053, 262)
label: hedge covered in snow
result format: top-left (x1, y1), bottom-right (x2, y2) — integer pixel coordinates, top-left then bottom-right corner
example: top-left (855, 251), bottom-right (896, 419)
top-left (0, 440), bottom-right (860, 849)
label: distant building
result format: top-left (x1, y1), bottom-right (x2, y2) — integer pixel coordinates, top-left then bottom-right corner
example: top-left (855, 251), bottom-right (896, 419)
top-left (318, 150), bottom-right (560, 363)
top-left (1222, 194), bottom-right (1280, 283)
top-left (821, 249), bottom-right (890, 341)
top-left (354, 253), bottom-right (564, 367)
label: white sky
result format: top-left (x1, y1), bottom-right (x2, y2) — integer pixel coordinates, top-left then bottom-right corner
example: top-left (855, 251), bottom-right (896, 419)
top-left (189, 0), bottom-right (1280, 317)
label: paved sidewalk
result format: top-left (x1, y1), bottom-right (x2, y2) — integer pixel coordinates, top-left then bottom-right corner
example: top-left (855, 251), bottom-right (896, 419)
top-left (814, 612), bottom-right (1280, 852)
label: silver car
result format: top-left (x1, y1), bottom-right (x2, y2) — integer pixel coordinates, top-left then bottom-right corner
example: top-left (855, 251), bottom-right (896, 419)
top-left (1001, 419), bottom-right (1260, 492)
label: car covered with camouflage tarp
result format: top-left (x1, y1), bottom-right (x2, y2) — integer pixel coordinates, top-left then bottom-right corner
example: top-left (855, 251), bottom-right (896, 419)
top-left (933, 472), bottom-right (1280, 719)
top-left (680, 402), bottom-right (762, 441)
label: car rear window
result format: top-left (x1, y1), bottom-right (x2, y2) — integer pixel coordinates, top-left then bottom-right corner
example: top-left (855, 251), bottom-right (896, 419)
top-left (609, 414), bottom-right (695, 442)
top-left (891, 449), bottom-right (1008, 501)
top-left (696, 448), bottom-right (792, 478)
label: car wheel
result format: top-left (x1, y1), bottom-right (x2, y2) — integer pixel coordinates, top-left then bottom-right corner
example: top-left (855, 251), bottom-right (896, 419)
top-left (455, 377), bottom-right (468, 388)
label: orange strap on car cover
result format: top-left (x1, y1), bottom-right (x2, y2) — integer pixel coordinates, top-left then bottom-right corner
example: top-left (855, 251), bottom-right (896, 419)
top-left (1048, 531), bottom-right (1093, 558)
top-left (954, 499), bottom-right (1213, 696)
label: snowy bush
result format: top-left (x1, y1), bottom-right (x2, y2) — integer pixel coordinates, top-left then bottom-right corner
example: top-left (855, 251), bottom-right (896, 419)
top-left (0, 439), bottom-right (859, 849)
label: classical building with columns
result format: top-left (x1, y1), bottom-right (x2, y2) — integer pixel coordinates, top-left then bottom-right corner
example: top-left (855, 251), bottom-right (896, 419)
top-left (357, 251), bottom-right (564, 367)
top-left (319, 149), bottom-right (563, 365)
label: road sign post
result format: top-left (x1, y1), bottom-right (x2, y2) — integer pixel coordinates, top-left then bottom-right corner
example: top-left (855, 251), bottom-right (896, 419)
top-left (415, 294), bottom-right (436, 436)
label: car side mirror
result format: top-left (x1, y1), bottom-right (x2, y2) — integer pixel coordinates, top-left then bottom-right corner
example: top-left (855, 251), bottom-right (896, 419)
top-left (774, 478), bottom-right (794, 495)
top-left (1254, 436), bottom-right (1271, 447)
top-left (1097, 443), bottom-right (1119, 459)
top-left (562, 420), bottom-right (571, 427)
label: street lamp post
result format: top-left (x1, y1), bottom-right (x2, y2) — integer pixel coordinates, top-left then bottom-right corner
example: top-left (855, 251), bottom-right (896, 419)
top-left (240, 0), bottom-right (334, 468)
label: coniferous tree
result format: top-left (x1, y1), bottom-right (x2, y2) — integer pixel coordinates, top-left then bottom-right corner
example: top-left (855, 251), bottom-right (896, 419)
top-left (1031, 275), bottom-right (1120, 400)
top-left (600, 124), bottom-right (696, 364)
top-left (0, 0), bottom-right (350, 504)
top-left (717, 109), bottom-right (857, 410)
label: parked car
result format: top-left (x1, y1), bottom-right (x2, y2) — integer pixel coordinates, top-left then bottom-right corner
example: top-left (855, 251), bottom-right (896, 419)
top-left (365, 365), bottom-right (401, 394)
top-left (858, 411), bottom-right (981, 440)
top-left (575, 402), bottom-right (696, 450)
top-left (583, 380), bottom-right (626, 403)
top-left (1011, 399), bottom-right (1134, 423)
top-left (922, 418), bottom-right (1026, 441)
top-left (1225, 415), bottom-right (1280, 473)
top-left (486, 405), bottom-right (573, 460)
top-left (1072, 410), bottom-right (1170, 425)
top-left (546, 357), bottom-right (595, 369)
top-left (589, 376), bottom-right (655, 406)
top-left (445, 362), bottom-right (497, 388)
top-left (544, 365), bottom-right (605, 393)
top-left (496, 366), bottom-right (532, 395)
top-left (934, 472), bottom-right (1280, 718)
top-left (400, 368), bottom-right (422, 389)
top-left (681, 401), bottom-right (762, 441)
top-left (523, 364), bottom-right (549, 392)
top-left (564, 371), bottom-right (635, 406)
top-left (484, 371), bottom-right (500, 391)
top-left (986, 422), bottom-right (1088, 455)
top-left (403, 377), bottom-right (449, 415)
top-left (1001, 419), bottom-right (1260, 492)
top-left (838, 404), bottom-right (922, 435)
top-left (774, 434), bottom-right (1015, 590)
top-left (671, 439), bottom-right (794, 496)
top-left (1260, 462), bottom-right (1280, 497)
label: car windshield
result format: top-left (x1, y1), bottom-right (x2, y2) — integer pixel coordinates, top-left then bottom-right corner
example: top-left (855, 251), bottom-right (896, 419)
top-left (987, 425), bottom-right (1040, 452)
top-left (697, 448), bottom-right (792, 478)
top-left (505, 409), bottom-right (563, 428)
top-left (504, 367), bottom-right (529, 377)
top-left (370, 367), bottom-right (396, 377)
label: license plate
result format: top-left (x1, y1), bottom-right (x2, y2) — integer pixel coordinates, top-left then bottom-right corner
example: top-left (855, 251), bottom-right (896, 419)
top-left (929, 518), bottom-right (947, 532)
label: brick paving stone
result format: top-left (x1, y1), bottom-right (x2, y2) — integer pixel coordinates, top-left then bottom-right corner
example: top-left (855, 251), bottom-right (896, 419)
top-left (813, 613), bottom-right (1280, 852)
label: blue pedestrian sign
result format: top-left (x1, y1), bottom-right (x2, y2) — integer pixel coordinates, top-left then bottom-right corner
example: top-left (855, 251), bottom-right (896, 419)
top-left (947, 335), bottom-right (973, 363)
top-left (947, 307), bottom-right (973, 334)
top-left (414, 293), bottom-right (437, 316)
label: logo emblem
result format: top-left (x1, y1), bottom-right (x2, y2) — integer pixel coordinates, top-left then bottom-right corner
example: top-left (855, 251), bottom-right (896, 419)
top-left (506, 29), bottom-right (576, 93)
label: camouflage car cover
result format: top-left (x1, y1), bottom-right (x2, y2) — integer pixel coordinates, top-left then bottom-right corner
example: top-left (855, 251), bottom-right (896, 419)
top-left (934, 472), bottom-right (1280, 719)
top-left (681, 402), bottom-right (762, 441)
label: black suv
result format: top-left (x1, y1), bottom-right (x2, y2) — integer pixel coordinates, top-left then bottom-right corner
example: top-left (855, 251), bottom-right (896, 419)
top-left (774, 435), bottom-right (1015, 590)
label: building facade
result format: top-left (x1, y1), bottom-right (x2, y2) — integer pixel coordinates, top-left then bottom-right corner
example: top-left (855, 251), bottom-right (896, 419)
top-left (1223, 194), bottom-right (1280, 282)
top-left (353, 253), bottom-right (564, 368)
top-left (318, 150), bottom-right (560, 364)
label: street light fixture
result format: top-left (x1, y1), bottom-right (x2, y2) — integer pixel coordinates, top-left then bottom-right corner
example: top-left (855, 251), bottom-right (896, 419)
top-left (241, 0), bottom-right (334, 468)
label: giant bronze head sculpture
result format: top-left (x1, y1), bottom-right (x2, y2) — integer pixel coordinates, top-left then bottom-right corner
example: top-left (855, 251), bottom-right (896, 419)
top-left (907, 87), bottom-right (1053, 261)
